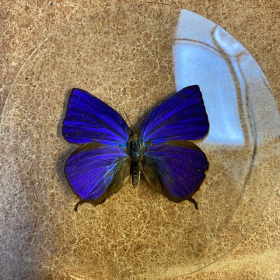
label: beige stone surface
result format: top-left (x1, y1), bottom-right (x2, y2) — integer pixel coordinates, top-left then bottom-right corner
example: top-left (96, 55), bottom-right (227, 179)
top-left (1, 1), bottom-right (279, 279)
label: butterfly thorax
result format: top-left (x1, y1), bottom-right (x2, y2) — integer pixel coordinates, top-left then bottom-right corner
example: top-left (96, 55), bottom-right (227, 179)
top-left (128, 133), bottom-right (143, 187)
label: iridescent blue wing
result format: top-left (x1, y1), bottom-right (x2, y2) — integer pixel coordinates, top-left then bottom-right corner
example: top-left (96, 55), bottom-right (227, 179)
top-left (63, 88), bottom-right (130, 147)
top-left (65, 143), bottom-right (130, 208)
top-left (140, 85), bottom-right (209, 145)
top-left (142, 141), bottom-right (208, 208)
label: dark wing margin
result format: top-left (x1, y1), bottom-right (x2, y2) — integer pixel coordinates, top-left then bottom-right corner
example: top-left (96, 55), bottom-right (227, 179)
top-left (140, 85), bottom-right (209, 145)
top-left (62, 88), bottom-right (130, 147)
top-left (141, 140), bottom-right (209, 209)
top-left (64, 143), bottom-right (130, 209)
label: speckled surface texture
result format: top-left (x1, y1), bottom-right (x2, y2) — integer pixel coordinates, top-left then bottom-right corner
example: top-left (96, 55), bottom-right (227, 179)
top-left (1, 1), bottom-right (280, 279)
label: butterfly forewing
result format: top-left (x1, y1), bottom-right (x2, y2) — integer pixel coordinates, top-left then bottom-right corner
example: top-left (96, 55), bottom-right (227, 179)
top-left (63, 88), bottom-right (130, 147)
top-left (140, 86), bottom-right (209, 145)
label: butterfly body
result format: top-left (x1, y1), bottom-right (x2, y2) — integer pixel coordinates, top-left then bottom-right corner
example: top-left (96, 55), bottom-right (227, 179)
top-left (127, 133), bottom-right (142, 187)
top-left (127, 132), bottom-right (147, 187)
top-left (62, 86), bottom-right (209, 210)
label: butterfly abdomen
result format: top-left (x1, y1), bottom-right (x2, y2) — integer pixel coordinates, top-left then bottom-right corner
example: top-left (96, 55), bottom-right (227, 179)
top-left (131, 160), bottom-right (140, 187)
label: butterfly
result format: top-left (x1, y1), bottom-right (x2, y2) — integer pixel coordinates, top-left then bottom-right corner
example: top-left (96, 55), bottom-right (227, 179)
top-left (62, 86), bottom-right (209, 211)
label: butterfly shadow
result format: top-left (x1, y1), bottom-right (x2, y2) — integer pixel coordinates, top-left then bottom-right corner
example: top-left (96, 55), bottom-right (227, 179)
top-left (55, 88), bottom-right (80, 202)
top-left (57, 88), bottom-right (73, 139)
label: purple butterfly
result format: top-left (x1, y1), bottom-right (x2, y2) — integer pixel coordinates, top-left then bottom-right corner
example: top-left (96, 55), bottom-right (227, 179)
top-left (62, 86), bottom-right (209, 210)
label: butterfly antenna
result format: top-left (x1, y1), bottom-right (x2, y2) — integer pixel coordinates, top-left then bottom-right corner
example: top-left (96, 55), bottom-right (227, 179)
top-left (123, 110), bottom-right (132, 129)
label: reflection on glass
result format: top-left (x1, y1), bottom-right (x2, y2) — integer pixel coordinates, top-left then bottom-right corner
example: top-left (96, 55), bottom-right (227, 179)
top-left (173, 9), bottom-right (280, 147)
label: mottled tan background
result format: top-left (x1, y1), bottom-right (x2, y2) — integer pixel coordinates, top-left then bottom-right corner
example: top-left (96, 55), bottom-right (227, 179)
top-left (1, 0), bottom-right (279, 279)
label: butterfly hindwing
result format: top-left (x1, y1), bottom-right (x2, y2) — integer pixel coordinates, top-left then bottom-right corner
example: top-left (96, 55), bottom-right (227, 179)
top-left (140, 85), bottom-right (209, 145)
top-left (63, 88), bottom-right (130, 147)
top-left (65, 143), bottom-right (130, 205)
top-left (142, 140), bottom-right (209, 207)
